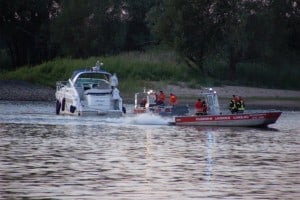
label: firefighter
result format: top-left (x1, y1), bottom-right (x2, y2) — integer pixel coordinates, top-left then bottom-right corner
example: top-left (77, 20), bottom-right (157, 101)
top-left (237, 96), bottom-right (245, 113)
top-left (169, 93), bottom-right (177, 106)
top-left (195, 99), bottom-right (203, 115)
top-left (229, 95), bottom-right (238, 114)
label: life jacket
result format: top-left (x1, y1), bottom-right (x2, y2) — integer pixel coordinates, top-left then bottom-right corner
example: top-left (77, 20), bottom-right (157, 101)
top-left (195, 101), bottom-right (203, 113)
top-left (157, 93), bottom-right (166, 102)
top-left (169, 94), bottom-right (177, 105)
top-left (229, 99), bottom-right (236, 109)
top-left (238, 100), bottom-right (245, 111)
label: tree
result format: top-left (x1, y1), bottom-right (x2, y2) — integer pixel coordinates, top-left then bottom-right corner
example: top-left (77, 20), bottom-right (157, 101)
top-left (147, 0), bottom-right (300, 80)
top-left (123, 0), bottom-right (156, 51)
top-left (51, 0), bottom-right (155, 58)
top-left (147, 0), bottom-right (219, 73)
top-left (212, 0), bottom-right (251, 80)
top-left (51, 0), bottom-right (95, 57)
top-left (0, 0), bottom-right (60, 68)
top-left (267, 0), bottom-right (300, 63)
top-left (213, 0), bottom-right (300, 79)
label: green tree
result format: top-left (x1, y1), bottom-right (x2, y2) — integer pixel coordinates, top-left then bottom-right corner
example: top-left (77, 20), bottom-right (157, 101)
top-left (0, 0), bottom-right (59, 68)
top-left (211, 0), bottom-right (300, 79)
top-left (212, 0), bottom-right (251, 80)
top-left (147, 0), bottom-right (300, 81)
top-left (51, 0), bottom-right (155, 57)
top-left (147, 0), bottom-right (219, 73)
top-left (51, 0), bottom-right (93, 57)
top-left (267, 0), bottom-right (300, 64)
top-left (123, 0), bottom-right (156, 51)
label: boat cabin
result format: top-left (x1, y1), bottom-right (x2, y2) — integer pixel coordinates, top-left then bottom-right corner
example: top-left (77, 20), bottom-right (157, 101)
top-left (200, 88), bottom-right (221, 115)
top-left (69, 68), bottom-right (113, 100)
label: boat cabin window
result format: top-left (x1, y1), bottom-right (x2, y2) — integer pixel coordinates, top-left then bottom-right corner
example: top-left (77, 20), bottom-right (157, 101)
top-left (75, 73), bottom-right (111, 90)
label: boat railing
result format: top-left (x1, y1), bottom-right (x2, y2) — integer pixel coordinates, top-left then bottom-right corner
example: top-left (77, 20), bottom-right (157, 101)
top-left (56, 81), bottom-right (69, 91)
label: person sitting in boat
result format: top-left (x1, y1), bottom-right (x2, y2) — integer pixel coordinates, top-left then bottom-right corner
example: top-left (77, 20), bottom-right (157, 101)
top-left (169, 93), bottom-right (177, 106)
top-left (156, 91), bottom-right (166, 106)
top-left (229, 95), bottom-right (238, 114)
top-left (195, 98), bottom-right (203, 115)
top-left (237, 96), bottom-right (245, 113)
top-left (112, 86), bottom-right (120, 110)
top-left (140, 98), bottom-right (147, 108)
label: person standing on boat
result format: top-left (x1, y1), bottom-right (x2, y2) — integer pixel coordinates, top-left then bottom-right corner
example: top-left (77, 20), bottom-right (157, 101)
top-left (229, 95), bottom-right (238, 114)
top-left (237, 96), bottom-right (245, 113)
top-left (112, 86), bottom-right (120, 110)
top-left (195, 98), bottom-right (203, 115)
top-left (110, 73), bottom-right (118, 87)
top-left (156, 91), bottom-right (166, 106)
top-left (169, 93), bottom-right (177, 106)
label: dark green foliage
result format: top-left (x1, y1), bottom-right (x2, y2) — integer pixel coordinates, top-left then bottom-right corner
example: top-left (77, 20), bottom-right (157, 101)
top-left (0, 0), bottom-right (59, 67)
top-left (147, 0), bottom-right (219, 72)
top-left (147, 0), bottom-right (300, 83)
top-left (1, 0), bottom-right (300, 90)
top-left (1, 50), bottom-right (299, 90)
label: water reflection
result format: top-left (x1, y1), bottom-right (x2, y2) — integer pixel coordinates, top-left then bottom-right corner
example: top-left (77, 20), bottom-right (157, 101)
top-left (205, 131), bottom-right (214, 182)
top-left (0, 101), bottom-right (300, 199)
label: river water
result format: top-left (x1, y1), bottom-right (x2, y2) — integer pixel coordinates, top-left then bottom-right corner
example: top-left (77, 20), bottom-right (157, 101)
top-left (0, 101), bottom-right (299, 200)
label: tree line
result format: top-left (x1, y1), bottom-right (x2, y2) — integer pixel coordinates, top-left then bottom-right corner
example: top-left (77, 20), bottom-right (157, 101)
top-left (1, 0), bottom-right (299, 80)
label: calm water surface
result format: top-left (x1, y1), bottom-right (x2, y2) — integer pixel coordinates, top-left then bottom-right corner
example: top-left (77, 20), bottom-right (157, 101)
top-left (0, 101), bottom-right (299, 199)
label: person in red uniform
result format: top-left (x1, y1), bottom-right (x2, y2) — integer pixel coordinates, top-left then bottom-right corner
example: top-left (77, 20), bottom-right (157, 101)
top-left (169, 93), bottom-right (177, 106)
top-left (156, 91), bottom-right (166, 106)
top-left (195, 98), bottom-right (203, 115)
top-left (140, 98), bottom-right (147, 107)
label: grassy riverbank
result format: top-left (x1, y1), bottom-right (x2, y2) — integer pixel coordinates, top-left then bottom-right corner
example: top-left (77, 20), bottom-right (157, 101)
top-left (1, 49), bottom-right (300, 96)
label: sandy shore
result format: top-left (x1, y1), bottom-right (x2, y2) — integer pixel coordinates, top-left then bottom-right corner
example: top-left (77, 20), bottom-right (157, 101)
top-left (1, 80), bottom-right (300, 110)
top-left (0, 80), bottom-right (55, 101)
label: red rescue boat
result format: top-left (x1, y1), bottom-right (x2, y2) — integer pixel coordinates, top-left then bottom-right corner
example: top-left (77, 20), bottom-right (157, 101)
top-left (173, 111), bottom-right (281, 127)
top-left (171, 88), bottom-right (282, 127)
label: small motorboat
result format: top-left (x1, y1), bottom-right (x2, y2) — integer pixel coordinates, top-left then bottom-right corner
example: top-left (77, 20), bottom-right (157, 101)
top-left (171, 88), bottom-right (281, 127)
top-left (133, 88), bottom-right (189, 117)
top-left (55, 61), bottom-right (125, 117)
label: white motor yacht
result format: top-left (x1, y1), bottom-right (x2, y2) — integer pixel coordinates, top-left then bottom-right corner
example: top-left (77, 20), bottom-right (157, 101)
top-left (55, 61), bottom-right (124, 117)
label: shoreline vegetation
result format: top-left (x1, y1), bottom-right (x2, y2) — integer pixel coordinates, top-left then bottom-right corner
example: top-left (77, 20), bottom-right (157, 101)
top-left (1, 80), bottom-right (299, 111)
top-left (1, 51), bottom-right (299, 111)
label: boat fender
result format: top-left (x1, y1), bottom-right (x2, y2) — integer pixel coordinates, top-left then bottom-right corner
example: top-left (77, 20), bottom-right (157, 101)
top-left (122, 106), bottom-right (126, 114)
top-left (70, 105), bottom-right (76, 113)
top-left (56, 100), bottom-right (61, 115)
top-left (61, 98), bottom-right (66, 111)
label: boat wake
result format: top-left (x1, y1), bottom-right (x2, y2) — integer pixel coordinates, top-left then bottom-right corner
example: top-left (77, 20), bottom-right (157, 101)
top-left (122, 113), bottom-right (170, 125)
top-left (0, 112), bottom-right (171, 126)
